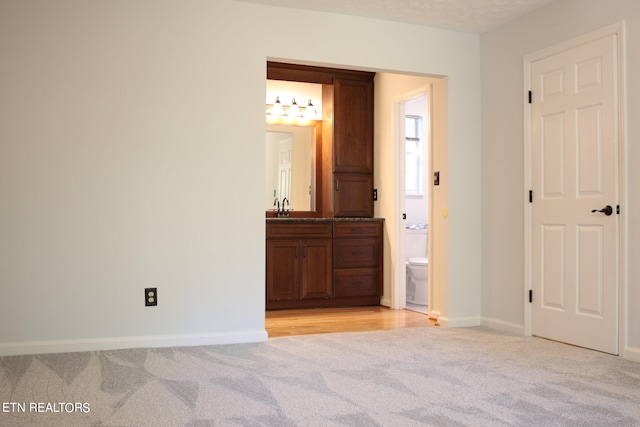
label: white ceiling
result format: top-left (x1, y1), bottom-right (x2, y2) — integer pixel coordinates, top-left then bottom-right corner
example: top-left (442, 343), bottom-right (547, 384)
top-left (239, 0), bottom-right (557, 34)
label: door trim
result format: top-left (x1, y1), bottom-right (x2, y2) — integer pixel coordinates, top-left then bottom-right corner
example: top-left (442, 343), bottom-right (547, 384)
top-left (523, 22), bottom-right (627, 355)
top-left (392, 85), bottom-right (433, 310)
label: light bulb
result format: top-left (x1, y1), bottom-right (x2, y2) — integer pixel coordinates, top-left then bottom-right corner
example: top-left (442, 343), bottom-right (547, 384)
top-left (289, 98), bottom-right (300, 117)
top-left (305, 99), bottom-right (316, 119)
top-left (272, 96), bottom-right (283, 116)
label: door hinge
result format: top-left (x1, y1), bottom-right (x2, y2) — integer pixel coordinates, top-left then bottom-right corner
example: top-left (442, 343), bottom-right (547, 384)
top-left (529, 190), bottom-right (533, 203)
top-left (528, 91), bottom-right (532, 104)
top-left (529, 290), bottom-right (533, 303)
top-left (617, 205), bottom-right (620, 215)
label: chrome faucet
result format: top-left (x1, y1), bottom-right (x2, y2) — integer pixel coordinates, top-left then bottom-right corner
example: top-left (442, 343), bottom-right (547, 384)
top-left (273, 197), bottom-right (280, 213)
top-left (280, 198), bottom-right (290, 217)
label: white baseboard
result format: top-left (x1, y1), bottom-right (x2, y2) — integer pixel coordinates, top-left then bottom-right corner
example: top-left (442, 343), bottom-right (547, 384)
top-left (0, 330), bottom-right (269, 357)
top-left (481, 317), bottom-right (525, 335)
top-left (438, 316), bottom-right (482, 328)
top-left (623, 346), bottom-right (640, 363)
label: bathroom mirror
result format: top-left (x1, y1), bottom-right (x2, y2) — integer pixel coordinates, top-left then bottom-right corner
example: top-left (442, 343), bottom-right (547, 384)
top-left (265, 120), bottom-right (322, 216)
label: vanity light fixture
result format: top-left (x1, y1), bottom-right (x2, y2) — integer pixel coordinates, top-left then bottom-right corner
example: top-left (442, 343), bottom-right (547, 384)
top-left (266, 97), bottom-right (317, 119)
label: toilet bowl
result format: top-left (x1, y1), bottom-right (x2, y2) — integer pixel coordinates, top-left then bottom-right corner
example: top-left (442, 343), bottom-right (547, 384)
top-left (406, 257), bottom-right (428, 306)
top-left (406, 227), bottom-right (428, 306)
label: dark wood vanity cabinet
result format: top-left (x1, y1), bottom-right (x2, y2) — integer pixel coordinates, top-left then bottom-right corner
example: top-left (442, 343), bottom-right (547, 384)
top-left (266, 223), bottom-right (333, 309)
top-left (266, 220), bottom-right (383, 310)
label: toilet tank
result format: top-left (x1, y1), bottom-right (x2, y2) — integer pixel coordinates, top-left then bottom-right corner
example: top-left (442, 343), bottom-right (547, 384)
top-left (406, 228), bottom-right (428, 259)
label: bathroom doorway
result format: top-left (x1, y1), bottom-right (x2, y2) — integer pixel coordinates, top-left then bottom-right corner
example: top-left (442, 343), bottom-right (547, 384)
top-left (395, 90), bottom-right (432, 315)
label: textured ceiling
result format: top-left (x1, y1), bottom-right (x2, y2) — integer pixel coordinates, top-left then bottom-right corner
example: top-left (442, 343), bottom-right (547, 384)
top-left (239, 0), bottom-right (557, 33)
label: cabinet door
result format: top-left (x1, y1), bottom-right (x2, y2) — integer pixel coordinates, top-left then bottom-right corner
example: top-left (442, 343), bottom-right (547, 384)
top-left (333, 78), bottom-right (373, 174)
top-left (266, 239), bottom-right (299, 302)
top-left (300, 239), bottom-right (333, 300)
top-left (334, 173), bottom-right (373, 217)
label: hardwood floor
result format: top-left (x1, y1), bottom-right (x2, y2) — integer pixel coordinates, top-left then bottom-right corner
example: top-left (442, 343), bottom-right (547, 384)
top-left (265, 306), bottom-right (438, 338)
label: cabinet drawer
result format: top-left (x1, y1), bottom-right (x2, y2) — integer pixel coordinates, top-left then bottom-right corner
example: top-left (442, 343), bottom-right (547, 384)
top-left (334, 238), bottom-right (380, 269)
top-left (334, 269), bottom-right (381, 297)
top-left (267, 223), bottom-right (333, 239)
top-left (334, 222), bottom-right (381, 238)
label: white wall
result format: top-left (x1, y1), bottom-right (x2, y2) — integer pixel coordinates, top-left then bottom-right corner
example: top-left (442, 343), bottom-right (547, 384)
top-left (0, 0), bottom-right (481, 355)
top-left (480, 0), bottom-right (640, 360)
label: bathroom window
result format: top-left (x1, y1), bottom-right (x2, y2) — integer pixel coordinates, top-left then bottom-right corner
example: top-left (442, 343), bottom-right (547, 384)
top-left (405, 115), bottom-right (423, 196)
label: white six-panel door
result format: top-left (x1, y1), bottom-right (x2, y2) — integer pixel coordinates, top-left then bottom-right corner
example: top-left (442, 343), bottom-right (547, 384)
top-left (530, 33), bottom-right (619, 355)
top-left (278, 139), bottom-right (292, 202)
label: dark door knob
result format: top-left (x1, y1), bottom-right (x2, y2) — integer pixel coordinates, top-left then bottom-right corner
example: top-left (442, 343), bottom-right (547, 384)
top-left (591, 205), bottom-right (613, 216)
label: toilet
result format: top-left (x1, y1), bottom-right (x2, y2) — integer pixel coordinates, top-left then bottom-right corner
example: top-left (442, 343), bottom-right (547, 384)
top-left (406, 227), bottom-right (428, 306)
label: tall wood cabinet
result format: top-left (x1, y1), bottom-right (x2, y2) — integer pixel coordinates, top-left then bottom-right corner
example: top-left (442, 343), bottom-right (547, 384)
top-left (333, 78), bottom-right (374, 217)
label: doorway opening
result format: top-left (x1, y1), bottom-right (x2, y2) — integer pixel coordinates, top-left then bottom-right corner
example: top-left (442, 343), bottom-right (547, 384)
top-left (395, 90), bottom-right (433, 316)
top-left (264, 62), bottom-right (445, 335)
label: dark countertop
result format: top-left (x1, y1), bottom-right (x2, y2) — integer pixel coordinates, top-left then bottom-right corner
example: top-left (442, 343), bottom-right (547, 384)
top-left (266, 217), bottom-right (384, 223)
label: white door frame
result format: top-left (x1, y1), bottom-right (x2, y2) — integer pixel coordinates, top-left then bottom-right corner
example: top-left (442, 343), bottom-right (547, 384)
top-left (523, 23), bottom-right (627, 354)
top-left (392, 100), bottom-right (407, 309)
top-left (392, 85), bottom-right (433, 310)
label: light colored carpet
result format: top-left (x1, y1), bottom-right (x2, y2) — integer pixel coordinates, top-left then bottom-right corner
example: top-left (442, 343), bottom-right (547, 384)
top-left (1, 326), bottom-right (639, 426)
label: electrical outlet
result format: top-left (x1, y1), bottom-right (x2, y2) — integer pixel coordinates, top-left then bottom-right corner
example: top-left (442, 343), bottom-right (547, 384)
top-left (145, 288), bottom-right (157, 306)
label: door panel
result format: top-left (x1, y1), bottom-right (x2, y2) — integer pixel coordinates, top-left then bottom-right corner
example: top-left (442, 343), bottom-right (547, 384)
top-left (531, 33), bottom-right (618, 355)
top-left (541, 225), bottom-right (565, 310)
top-left (334, 173), bottom-right (373, 217)
top-left (266, 240), bottom-right (299, 302)
top-left (576, 225), bottom-right (604, 316)
top-left (300, 239), bottom-right (332, 300)
top-left (541, 113), bottom-right (565, 198)
top-left (333, 78), bottom-right (373, 174)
